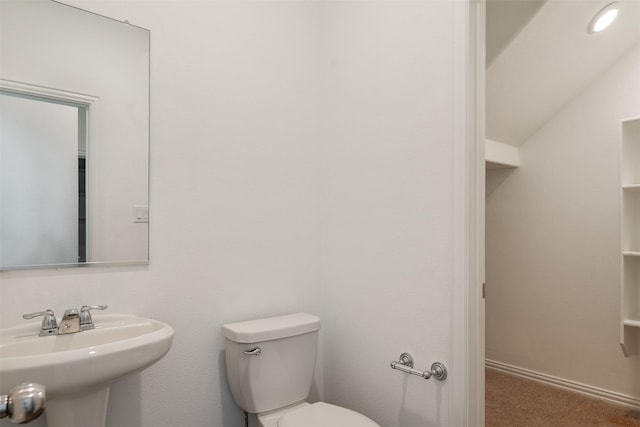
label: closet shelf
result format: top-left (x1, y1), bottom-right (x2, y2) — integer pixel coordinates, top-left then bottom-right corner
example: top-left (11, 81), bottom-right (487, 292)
top-left (485, 139), bottom-right (520, 169)
top-left (623, 319), bottom-right (640, 328)
top-left (620, 117), bottom-right (640, 356)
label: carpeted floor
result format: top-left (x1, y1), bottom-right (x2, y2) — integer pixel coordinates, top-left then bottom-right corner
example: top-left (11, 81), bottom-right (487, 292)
top-left (486, 368), bottom-right (640, 427)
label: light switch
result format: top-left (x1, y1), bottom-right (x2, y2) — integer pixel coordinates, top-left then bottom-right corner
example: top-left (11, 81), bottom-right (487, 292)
top-left (133, 205), bottom-right (149, 223)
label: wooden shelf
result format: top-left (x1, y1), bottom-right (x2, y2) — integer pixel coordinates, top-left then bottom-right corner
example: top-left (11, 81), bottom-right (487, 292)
top-left (624, 251), bottom-right (640, 257)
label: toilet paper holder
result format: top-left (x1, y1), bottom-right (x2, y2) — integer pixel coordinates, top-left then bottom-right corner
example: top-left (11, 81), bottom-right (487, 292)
top-left (390, 352), bottom-right (447, 381)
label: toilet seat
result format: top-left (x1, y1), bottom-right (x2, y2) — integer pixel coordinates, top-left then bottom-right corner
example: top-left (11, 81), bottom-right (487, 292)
top-left (279, 402), bottom-right (379, 427)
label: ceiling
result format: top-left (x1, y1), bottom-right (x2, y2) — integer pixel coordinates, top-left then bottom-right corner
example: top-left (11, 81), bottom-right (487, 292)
top-left (486, 0), bottom-right (546, 66)
top-left (486, 0), bottom-right (640, 147)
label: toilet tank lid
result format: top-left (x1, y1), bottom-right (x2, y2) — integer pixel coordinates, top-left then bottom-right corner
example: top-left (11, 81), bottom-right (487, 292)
top-left (221, 313), bottom-right (321, 343)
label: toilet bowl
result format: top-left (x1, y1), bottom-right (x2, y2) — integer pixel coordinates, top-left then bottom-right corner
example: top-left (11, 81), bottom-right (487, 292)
top-left (221, 313), bottom-right (379, 426)
top-left (257, 401), bottom-right (378, 427)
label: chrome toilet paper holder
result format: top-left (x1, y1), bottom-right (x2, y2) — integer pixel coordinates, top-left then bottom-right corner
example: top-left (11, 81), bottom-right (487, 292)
top-left (390, 352), bottom-right (447, 381)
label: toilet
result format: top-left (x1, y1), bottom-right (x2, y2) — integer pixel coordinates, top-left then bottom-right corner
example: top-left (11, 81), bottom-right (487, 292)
top-left (221, 313), bottom-right (380, 427)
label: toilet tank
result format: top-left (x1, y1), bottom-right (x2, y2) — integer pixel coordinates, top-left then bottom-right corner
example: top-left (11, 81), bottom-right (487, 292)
top-left (221, 313), bottom-right (321, 414)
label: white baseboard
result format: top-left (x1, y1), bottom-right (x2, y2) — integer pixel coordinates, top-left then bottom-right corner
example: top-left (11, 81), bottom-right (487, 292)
top-left (485, 359), bottom-right (640, 410)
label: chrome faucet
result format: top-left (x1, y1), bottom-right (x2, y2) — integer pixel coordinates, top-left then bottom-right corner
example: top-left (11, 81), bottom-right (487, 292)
top-left (58, 309), bottom-right (80, 334)
top-left (22, 305), bottom-right (107, 336)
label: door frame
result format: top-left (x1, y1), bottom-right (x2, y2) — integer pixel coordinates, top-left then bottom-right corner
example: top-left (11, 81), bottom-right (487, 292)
top-left (451, 0), bottom-right (485, 425)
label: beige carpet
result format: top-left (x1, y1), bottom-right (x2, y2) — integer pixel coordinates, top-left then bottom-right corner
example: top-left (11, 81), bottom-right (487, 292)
top-left (486, 368), bottom-right (640, 427)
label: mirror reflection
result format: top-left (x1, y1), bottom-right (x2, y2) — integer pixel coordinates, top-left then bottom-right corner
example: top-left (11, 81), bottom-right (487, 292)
top-left (0, 0), bottom-right (150, 270)
top-left (1, 93), bottom-right (88, 266)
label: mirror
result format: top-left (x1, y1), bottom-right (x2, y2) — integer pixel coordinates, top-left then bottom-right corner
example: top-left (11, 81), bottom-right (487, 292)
top-left (0, 0), bottom-right (150, 270)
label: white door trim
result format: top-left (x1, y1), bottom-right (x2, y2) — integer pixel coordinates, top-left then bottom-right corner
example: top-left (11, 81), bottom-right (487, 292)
top-left (0, 78), bottom-right (99, 106)
top-left (451, 0), bottom-right (485, 426)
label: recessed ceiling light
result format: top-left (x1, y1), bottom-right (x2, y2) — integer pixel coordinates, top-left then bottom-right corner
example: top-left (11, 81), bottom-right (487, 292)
top-left (588, 2), bottom-right (619, 34)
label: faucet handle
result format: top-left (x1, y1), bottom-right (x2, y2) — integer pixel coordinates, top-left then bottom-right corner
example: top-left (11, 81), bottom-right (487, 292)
top-left (80, 305), bottom-right (108, 315)
top-left (22, 310), bottom-right (57, 336)
top-left (79, 305), bottom-right (108, 330)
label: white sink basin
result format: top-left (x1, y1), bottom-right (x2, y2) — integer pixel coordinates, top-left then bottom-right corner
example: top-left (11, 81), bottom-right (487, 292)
top-left (0, 314), bottom-right (174, 427)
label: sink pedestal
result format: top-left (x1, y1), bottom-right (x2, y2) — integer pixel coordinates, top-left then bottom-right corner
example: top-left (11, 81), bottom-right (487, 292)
top-left (45, 387), bottom-right (110, 427)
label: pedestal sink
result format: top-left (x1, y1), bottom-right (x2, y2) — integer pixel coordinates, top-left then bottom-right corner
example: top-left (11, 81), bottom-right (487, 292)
top-left (0, 314), bottom-right (174, 427)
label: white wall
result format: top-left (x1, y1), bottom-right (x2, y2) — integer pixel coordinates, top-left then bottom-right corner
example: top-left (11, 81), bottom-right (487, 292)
top-left (0, 1), bottom-right (467, 426)
top-left (486, 43), bottom-right (640, 398)
top-left (320, 2), bottom-right (457, 426)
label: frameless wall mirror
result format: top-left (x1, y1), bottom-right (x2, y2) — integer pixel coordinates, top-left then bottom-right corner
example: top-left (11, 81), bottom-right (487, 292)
top-left (0, 0), bottom-right (150, 270)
